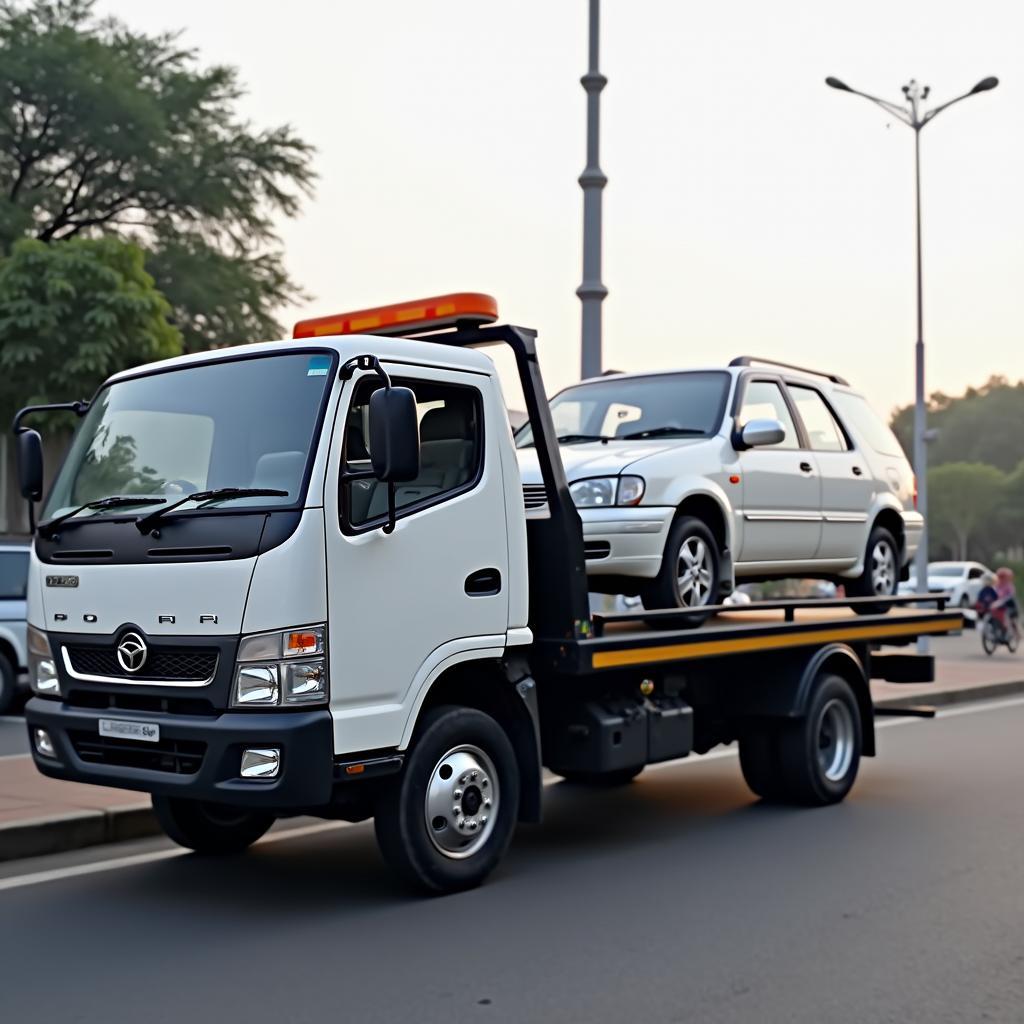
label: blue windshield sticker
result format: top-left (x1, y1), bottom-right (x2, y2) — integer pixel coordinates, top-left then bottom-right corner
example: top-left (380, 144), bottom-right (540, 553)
top-left (307, 356), bottom-right (331, 377)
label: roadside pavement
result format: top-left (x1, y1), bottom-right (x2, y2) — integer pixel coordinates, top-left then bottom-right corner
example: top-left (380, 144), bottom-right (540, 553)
top-left (0, 632), bottom-right (1021, 864)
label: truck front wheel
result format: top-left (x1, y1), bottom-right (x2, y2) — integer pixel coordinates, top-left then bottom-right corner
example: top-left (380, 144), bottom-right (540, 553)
top-left (739, 673), bottom-right (862, 806)
top-left (374, 706), bottom-right (520, 894)
top-left (151, 796), bottom-right (275, 854)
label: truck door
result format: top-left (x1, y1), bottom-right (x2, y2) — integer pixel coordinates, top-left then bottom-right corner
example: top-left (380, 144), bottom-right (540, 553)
top-left (324, 363), bottom-right (510, 752)
top-left (787, 384), bottom-right (873, 561)
top-left (735, 379), bottom-right (822, 563)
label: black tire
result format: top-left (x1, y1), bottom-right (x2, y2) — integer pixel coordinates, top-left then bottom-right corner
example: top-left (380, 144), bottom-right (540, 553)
top-left (738, 727), bottom-right (785, 801)
top-left (151, 796), bottom-right (274, 854)
top-left (0, 652), bottom-right (18, 716)
top-left (774, 673), bottom-right (862, 806)
top-left (641, 516), bottom-right (721, 627)
top-left (849, 524), bottom-right (899, 615)
top-left (374, 705), bottom-right (520, 894)
top-left (981, 618), bottom-right (997, 656)
top-left (958, 594), bottom-right (970, 609)
top-left (555, 766), bottom-right (643, 787)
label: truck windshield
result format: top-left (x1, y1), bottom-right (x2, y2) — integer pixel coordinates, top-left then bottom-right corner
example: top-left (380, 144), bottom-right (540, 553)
top-left (515, 371), bottom-right (730, 447)
top-left (42, 351), bottom-right (336, 520)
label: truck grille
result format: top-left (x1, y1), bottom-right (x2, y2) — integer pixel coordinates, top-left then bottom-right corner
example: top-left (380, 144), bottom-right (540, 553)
top-left (65, 645), bottom-right (219, 683)
top-left (522, 484), bottom-right (549, 511)
top-left (68, 730), bottom-right (205, 775)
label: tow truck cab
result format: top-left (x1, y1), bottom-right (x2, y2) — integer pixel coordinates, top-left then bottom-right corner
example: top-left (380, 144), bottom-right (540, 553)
top-left (18, 294), bottom-right (960, 893)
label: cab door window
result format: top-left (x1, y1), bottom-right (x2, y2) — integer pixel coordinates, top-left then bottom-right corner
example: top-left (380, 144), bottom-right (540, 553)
top-left (342, 377), bottom-right (483, 531)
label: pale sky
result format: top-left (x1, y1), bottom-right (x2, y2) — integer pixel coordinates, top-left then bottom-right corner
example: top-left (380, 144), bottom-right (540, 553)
top-left (100, 0), bottom-right (1023, 418)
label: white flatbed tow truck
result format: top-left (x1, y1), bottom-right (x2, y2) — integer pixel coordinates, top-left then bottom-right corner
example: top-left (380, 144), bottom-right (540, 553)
top-left (14, 294), bottom-right (961, 892)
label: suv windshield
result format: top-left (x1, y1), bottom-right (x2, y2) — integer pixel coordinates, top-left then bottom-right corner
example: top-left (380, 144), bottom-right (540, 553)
top-left (515, 371), bottom-right (730, 448)
top-left (43, 352), bottom-right (336, 520)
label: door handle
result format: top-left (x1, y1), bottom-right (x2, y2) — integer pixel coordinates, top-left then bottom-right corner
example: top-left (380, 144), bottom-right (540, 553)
top-left (852, 465), bottom-right (863, 476)
top-left (465, 568), bottom-right (502, 597)
top-left (799, 461), bottom-right (813, 474)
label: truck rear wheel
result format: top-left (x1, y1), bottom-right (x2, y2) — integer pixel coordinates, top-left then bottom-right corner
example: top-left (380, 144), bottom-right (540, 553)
top-left (374, 705), bottom-right (519, 894)
top-left (740, 673), bottom-right (862, 806)
top-left (151, 796), bottom-right (275, 854)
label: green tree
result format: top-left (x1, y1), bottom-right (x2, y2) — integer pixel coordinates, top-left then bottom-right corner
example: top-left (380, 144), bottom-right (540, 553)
top-left (0, 236), bottom-right (180, 425)
top-left (0, 0), bottom-right (314, 350)
top-left (927, 462), bottom-right (1006, 561)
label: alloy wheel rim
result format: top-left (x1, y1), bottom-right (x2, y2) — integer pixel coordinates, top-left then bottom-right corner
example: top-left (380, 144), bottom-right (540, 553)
top-left (424, 744), bottom-right (499, 859)
top-left (817, 698), bottom-right (855, 783)
top-left (676, 536), bottom-right (713, 607)
top-left (870, 539), bottom-right (895, 595)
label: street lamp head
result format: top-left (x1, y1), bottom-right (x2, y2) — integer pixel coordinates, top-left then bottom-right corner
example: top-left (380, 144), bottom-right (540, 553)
top-left (825, 76), bottom-right (852, 92)
top-left (970, 76), bottom-right (999, 94)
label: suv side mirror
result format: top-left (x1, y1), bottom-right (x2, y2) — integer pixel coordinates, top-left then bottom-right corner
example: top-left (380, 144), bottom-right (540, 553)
top-left (368, 386), bottom-right (420, 482)
top-left (15, 429), bottom-right (44, 501)
top-left (738, 418), bottom-right (786, 449)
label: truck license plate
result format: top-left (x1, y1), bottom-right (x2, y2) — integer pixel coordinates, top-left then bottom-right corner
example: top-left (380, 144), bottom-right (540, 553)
top-left (99, 719), bottom-right (160, 743)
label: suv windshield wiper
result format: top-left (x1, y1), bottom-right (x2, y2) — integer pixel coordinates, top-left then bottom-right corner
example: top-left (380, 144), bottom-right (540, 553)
top-left (556, 433), bottom-right (614, 445)
top-left (38, 496), bottom-right (166, 540)
top-left (135, 487), bottom-right (288, 534)
top-left (617, 426), bottom-right (706, 440)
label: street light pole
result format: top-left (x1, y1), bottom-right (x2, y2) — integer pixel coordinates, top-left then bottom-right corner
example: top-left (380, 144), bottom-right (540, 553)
top-left (578, 0), bottom-right (608, 380)
top-left (825, 75), bottom-right (998, 650)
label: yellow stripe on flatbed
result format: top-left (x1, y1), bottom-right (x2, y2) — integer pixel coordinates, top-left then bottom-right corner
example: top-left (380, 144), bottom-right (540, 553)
top-left (590, 618), bottom-right (959, 670)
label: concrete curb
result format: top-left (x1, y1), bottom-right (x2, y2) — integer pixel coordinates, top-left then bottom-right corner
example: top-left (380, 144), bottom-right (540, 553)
top-left (875, 678), bottom-right (1024, 710)
top-left (0, 803), bottom-right (158, 864)
top-left (2, 680), bottom-right (1023, 865)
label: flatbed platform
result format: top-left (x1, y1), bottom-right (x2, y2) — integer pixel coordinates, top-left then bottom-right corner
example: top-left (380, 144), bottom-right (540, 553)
top-left (538, 598), bottom-right (964, 675)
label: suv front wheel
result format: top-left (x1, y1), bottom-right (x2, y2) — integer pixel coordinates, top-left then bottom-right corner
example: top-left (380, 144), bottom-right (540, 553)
top-left (642, 516), bottom-right (721, 625)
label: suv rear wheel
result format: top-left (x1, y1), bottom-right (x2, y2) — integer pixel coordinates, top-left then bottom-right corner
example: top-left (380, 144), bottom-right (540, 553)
top-left (642, 516), bottom-right (721, 625)
top-left (848, 524), bottom-right (898, 614)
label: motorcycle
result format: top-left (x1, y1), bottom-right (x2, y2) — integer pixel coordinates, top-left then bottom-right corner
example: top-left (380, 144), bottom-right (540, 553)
top-left (979, 610), bottom-right (1020, 656)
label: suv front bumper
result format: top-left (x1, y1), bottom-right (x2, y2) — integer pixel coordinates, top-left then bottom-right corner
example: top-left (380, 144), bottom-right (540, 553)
top-left (579, 506), bottom-right (676, 577)
top-left (25, 697), bottom-right (335, 810)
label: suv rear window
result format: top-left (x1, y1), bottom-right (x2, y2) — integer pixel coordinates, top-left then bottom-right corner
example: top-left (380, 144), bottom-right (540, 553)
top-left (831, 393), bottom-right (906, 458)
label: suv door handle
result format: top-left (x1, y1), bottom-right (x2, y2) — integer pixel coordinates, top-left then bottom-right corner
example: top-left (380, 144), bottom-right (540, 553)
top-left (465, 568), bottom-right (502, 597)
top-left (852, 465), bottom-right (863, 476)
top-left (799, 461), bottom-right (813, 473)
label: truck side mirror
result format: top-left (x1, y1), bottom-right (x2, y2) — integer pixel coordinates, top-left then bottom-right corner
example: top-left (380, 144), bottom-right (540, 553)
top-left (368, 387), bottom-right (420, 482)
top-left (15, 428), bottom-right (44, 501)
top-left (738, 418), bottom-right (786, 449)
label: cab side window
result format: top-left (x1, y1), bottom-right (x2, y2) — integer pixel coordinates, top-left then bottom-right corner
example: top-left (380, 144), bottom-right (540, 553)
top-left (789, 386), bottom-right (849, 452)
top-left (738, 380), bottom-right (798, 450)
top-left (342, 377), bottom-right (483, 530)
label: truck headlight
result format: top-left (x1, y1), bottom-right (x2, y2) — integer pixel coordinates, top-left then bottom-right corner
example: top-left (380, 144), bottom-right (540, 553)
top-left (28, 625), bottom-right (60, 697)
top-left (569, 475), bottom-right (645, 508)
top-left (232, 625), bottom-right (328, 707)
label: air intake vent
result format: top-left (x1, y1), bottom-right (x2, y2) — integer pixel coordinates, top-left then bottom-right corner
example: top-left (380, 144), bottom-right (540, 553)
top-left (583, 540), bottom-right (611, 560)
top-left (522, 484), bottom-right (548, 511)
top-left (50, 550), bottom-right (113, 560)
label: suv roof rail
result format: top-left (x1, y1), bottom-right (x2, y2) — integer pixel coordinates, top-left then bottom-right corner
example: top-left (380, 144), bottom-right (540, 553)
top-left (729, 356), bottom-right (849, 386)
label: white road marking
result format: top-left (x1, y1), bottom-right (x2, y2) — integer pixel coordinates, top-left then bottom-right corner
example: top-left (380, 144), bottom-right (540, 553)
top-left (0, 694), bottom-right (1022, 895)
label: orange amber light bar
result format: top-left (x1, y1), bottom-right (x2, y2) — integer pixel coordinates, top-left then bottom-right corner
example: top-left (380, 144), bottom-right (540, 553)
top-left (292, 292), bottom-right (498, 339)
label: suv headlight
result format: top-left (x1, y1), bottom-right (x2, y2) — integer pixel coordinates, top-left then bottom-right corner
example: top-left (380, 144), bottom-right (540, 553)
top-left (232, 625), bottom-right (328, 707)
top-left (28, 625), bottom-right (60, 697)
top-left (569, 475), bottom-right (645, 508)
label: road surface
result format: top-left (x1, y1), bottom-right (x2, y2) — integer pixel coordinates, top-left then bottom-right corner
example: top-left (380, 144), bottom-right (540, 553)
top-left (0, 696), bottom-right (1021, 1023)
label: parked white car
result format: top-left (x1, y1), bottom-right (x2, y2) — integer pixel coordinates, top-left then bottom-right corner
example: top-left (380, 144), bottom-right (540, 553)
top-left (516, 357), bottom-right (922, 615)
top-left (898, 561), bottom-right (992, 608)
top-left (0, 540), bottom-right (30, 713)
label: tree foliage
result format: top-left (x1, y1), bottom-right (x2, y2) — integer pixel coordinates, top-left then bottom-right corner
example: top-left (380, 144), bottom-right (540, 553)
top-left (891, 376), bottom-right (1024, 474)
top-left (0, 0), bottom-right (314, 349)
top-left (0, 236), bottom-right (180, 425)
top-left (927, 462), bottom-right (1006, 562)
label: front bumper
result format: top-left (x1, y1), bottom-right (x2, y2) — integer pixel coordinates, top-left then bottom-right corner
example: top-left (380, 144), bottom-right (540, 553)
top-left (579, 506), bottom-right (675, 577)
top-left (25, 697), bottom-right (334, 810)
top-left (902, 510), bottom-right (925, 565)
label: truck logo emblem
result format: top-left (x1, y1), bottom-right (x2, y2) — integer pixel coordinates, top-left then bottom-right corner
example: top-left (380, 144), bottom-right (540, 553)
top-left (116, 632), bottom-right (148, 673)
top-left (46, 575), bottom-right (79, 588)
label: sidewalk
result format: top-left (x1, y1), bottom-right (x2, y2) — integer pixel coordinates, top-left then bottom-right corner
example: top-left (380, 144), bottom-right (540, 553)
top-left (1, 634), bottom-right (1022, 864)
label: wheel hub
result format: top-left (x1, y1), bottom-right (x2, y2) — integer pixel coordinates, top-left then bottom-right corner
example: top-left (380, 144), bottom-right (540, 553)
top-left (425, 745), bottom-right (499, 859)
top-left (870, 539), bottom-right (895, 595)
top-left (817, 699), bottom-right (854, 782)
top-left (676, 536), bottom-right (713, 607)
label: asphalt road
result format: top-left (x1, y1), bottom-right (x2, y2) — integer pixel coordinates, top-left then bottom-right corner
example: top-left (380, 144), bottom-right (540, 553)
top-left (0, 697), bottom-right (1022, 1023)
top-left (0, 716), bottom-right (27, 757)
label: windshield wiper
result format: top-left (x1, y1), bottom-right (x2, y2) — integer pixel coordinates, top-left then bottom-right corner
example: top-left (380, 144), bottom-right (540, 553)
top-left (617, 426), bottom-right (706, 440)
top-left (38, 496), bottom-right (166, 540)
top-left (135, 487), bottom-right (288, 534)
top-left (556, 433), bottom-right (614, 445)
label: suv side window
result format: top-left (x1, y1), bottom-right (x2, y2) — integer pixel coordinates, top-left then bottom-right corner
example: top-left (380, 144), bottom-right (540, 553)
top-left (342, 376), bottom-right (483, 531)
top-left (738, 380), bottom-right (798, 450)
top-left (789, 386), bottom-right (849, 452)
